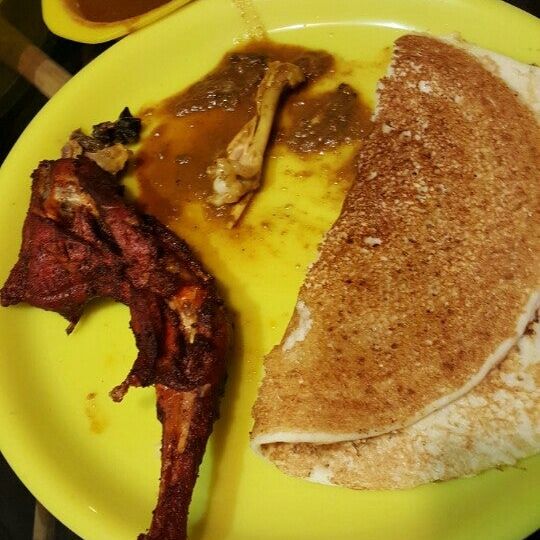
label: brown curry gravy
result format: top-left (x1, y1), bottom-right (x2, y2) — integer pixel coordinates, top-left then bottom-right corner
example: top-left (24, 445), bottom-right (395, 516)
top-left (135, 40), bottom-right (371, 229)
top-left (65, 0), bottom-right (172, 23)
top-left (278, 83), bottom-right (370, 154)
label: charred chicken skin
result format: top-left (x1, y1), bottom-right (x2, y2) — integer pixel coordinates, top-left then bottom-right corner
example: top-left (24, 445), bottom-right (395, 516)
top-left (0, 156), bottom-right (229, 540)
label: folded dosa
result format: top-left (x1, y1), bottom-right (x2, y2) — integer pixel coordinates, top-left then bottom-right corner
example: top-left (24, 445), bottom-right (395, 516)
top-left (251, 35), bottom-right (540, 485)
top-left (261, 317), bottom-right (540, 488)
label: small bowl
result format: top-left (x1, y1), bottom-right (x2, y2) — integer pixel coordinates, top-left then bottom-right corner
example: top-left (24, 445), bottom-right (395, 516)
top-left (42, 0), bottom-right (193, 44)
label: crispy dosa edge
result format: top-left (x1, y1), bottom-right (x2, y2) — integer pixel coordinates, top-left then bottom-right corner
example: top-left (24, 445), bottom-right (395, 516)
top-left (251, 34), bottom-right (540, 451)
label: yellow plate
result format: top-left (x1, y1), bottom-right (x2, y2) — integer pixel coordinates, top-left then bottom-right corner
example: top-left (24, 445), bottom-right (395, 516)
top-left (42, 0), bottom-right (193, 43)
top-left (1, 1), bottom-right (540, 539)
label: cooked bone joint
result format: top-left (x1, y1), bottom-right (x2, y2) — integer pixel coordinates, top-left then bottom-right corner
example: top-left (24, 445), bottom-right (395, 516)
top-left (207, 61), bottom-right (305, 207)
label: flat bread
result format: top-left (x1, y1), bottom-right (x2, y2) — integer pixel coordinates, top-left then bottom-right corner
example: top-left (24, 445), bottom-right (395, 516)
top-left (251, 34), bottom-right (540, 484)
top-left (260, 317), bottom-right (540, 488)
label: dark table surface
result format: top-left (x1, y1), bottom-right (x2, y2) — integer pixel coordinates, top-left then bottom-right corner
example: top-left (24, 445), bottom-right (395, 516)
top-left (0, 1), bottom-right (539, 539)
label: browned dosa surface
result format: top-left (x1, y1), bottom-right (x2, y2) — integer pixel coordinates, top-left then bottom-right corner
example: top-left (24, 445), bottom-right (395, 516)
top-left (252, 35), bottom-right (540, 452)
top-left (261, 318), bottom-right (540, 488)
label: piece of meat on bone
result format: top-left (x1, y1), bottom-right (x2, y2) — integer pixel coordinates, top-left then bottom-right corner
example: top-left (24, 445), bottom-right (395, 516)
top-left (206, 61), bottom-right (305, 214)
top-left (62, 107), bottom-right (141, 174)
top-left (0, 157), bottom-right (229, 540)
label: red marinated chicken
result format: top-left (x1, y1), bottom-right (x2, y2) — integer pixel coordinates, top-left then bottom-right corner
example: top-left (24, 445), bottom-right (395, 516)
top-left (0, 157), bottom-right (229, 540)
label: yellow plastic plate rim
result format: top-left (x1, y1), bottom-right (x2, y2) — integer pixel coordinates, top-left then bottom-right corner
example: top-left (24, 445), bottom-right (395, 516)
top-left (1, 1), bottom-right (540, 539)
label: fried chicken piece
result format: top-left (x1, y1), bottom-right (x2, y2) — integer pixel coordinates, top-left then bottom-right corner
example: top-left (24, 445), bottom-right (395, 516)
top-left (62, 108), bottom-right (141, 174)
top-left (1, 157), bottom-right (229, 540)
top-left (144, 385), bottom-right (218, 540)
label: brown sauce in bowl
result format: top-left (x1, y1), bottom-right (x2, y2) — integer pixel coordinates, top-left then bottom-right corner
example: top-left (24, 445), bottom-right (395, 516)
top-left (65, 0), bottom-right (173, 23)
